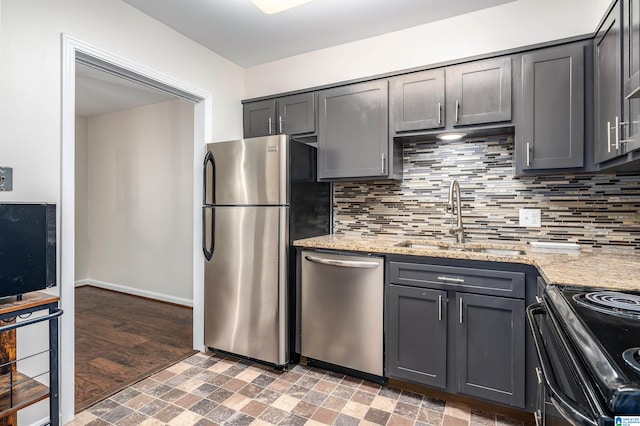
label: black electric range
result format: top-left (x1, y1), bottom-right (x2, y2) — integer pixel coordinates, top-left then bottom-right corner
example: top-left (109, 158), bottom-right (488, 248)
top-left (528, 285), bottom-right (640, 426)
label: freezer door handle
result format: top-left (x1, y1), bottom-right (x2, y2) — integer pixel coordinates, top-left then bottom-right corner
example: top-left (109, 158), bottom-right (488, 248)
top-left (202, 207), bottom-right (214, 261)
top-left (304, 255), bottom-right (380, 269)
top-left (203, 150), bottom-right (215, 205)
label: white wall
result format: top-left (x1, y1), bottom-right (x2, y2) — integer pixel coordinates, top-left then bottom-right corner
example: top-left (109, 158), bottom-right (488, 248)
top-left (0, 0), bottom-right (243, 205)
top-left (245, 0), bottom-right (607, 98)
top-left (0, 1), bottom-right (244, 423)
top-left (84, 99), bottom-right (194, 303)
top-left (75, 116), bottom-right (89, 281)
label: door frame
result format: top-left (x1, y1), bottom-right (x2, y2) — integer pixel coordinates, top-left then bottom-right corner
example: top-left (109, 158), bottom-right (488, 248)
top-left (61, 34), bottom-right (211, 422)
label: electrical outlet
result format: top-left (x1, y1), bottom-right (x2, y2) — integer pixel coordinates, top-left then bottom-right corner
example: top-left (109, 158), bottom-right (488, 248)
top-left (0, 167), bottom-right (12, 191)
top-left (519, 208), bottom-right (541, 227)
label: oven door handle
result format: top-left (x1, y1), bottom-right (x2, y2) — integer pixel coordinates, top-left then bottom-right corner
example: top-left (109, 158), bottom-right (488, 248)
top-left (527, 304), bottom-right (599, 426)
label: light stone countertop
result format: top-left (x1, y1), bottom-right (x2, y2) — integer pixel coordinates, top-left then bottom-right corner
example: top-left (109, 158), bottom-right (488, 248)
top-left (294, 234), bottom-right (640, 292)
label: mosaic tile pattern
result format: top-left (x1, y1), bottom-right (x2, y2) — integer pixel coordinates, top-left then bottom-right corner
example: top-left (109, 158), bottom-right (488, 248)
top-left (333, 136), bottom-right (640, 248)
top-left (69, 352), bottom-right (534, 426)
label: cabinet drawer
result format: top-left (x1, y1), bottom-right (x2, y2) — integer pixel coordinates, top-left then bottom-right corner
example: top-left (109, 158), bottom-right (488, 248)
top-left (389, 262), bottom-right (525, 298)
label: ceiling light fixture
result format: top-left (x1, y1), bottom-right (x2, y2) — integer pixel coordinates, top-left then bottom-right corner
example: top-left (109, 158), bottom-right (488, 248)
top-left (436, 132), bottom-right (467, 141)
top-left (251, 0), bottom-right (313, 14)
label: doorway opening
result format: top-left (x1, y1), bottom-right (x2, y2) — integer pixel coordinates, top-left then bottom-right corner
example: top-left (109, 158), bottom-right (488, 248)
top-left (61, 35), bottom-right (210, 422)
top-left (73, 63), bottom-right (197, 411)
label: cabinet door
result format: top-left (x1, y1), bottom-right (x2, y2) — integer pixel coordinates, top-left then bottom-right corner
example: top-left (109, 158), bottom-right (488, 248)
top-left (520, 44), bottom-right (585, 170)
top-left (455, 293), bottom-right (525, 408)
top-left (277, 93), bottom-right (316, 135)
top-left (595, 2), bottom-right (624, 163)
top-left (317, 80), bottom-right (389, 180)
top-left (448, 57), bottom-right (512, 126)
top-left (243, 99), bottom-right (276, 138)
top-left (390, 69), bottom-right (445, 133)
top-left (623, 0), bottom-right (640, 153)
top-left (387, 285), bottom-right (447, 389)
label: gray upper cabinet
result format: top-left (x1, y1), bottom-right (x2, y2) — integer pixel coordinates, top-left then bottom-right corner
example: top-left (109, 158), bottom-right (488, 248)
top-left (455, 293), bottom-right (525, 408)
top-left (387, 285), bottom-right (447, 389)
top-left (390, 69), bottom-right (445, 133)
top-left (243, 99), bottom-right (276, 138)
top-left (317, 80), bottom-right (389, 180)
top-left (518, 43), bottom-right (585, 172)
top-left (448, 57), bottom-right (512, 126)
top-left (243, 93), bottom-right (316, 138)
top-left (277, 93), bottom-right (316, 135)
top-left (594, 1), bottom-right (624, 164)
top-left (623, 0), bottom-right (640, 154)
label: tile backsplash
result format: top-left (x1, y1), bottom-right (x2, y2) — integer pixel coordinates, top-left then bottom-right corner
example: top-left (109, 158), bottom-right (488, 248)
top-left (333, 136), bottom-right (640, 248)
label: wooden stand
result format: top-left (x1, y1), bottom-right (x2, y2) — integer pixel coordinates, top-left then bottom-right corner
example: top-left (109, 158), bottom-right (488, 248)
top-left (0, 292), bottom-right (62, 426)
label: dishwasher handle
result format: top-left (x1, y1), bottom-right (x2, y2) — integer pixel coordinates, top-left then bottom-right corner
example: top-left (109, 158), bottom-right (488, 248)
top-left (304, 255), bottom-right (380, 269)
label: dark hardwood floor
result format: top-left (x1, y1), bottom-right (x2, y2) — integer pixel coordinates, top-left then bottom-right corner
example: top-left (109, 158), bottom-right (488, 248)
top-left (75, 286), bottom-right (194, 412)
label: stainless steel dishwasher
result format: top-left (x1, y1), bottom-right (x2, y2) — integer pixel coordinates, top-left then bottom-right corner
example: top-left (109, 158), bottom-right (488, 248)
top-left (300, 250), bottom-right (384, 376)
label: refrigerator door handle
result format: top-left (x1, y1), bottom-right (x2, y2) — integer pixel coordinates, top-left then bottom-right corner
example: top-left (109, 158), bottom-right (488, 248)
top-left (202, 207), bottom-right (215, 261)
top-left (203, 150), bottom-right (215, 205)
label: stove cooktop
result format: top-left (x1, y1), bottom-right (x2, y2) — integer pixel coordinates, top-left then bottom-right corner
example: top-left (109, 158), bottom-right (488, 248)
top-left (546, 285), bottom-right (640, 414)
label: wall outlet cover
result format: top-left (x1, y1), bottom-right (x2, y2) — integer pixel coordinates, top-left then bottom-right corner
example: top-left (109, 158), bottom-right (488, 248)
top-left (519, 208), bottom-right (541, 227)
top-left (0, 167), bottom-right (13, 191)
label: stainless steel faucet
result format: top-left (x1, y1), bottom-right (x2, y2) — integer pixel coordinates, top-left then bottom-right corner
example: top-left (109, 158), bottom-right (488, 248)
top-left (446, 179), bottom-right (465, 243)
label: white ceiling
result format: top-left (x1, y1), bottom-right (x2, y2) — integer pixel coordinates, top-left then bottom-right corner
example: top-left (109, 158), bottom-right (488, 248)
top-left (121, 0), bottom-right (517, 67)
top-left (75, 63), bottom-right (176, 117)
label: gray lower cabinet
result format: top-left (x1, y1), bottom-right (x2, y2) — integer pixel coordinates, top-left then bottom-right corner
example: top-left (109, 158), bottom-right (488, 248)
top-left (317, 80), bottom-right (389, 180)
top-left (387, 285), bottom-right (447, 389)
top-left (594, 1), bottom-right (624, 164)
top-left (456, 292), bottom-right (525, 407)
top-left (517, 42), bottom-right (586, 173)
top-left (386, 260), bottom-right (526, 408)
top-left (390, 69), bottom-right (445, 133)
top-left (448, 57), bottom-right (512, 127)
top-left (243, 93), bottom-right (316, 138)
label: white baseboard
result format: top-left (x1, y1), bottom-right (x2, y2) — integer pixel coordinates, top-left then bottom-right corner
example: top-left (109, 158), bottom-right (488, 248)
top-left (74, 279), bottom-right (193, 307)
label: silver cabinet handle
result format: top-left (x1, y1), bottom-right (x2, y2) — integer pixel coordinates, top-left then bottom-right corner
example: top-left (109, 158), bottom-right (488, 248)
top-left (534, 411), bottom-right (542, 426)
top-left (607, 121), bottom-right (612, 153)
top-left (620, 120), bottom-right (633, 144)
top-left (279, 116), bottom-right (284, 134)
top-left (268, 117), bottom-right (273, 135)
top-left (437, 276), bottom-right (464, 283)
top-left (304, 255), bottom-right (379, 269)
top-left (526, 142), bottom-right (531, 167)
top-left (615, 116), bottom-right (620, 150)
top-left (455, 99), bottom-right (460, 123)
top-left (438, 295), bottom-right (443, 321)
top-left (459, 298), bottom-right (463, 323)
top-left (437, 102), bottom-right (442, 125)
top-left (381, 153), bottom-right (386, 174)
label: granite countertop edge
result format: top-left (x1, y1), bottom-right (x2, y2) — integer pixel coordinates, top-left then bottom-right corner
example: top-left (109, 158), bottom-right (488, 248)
top-left (293, 234), bottom-right (640, 292)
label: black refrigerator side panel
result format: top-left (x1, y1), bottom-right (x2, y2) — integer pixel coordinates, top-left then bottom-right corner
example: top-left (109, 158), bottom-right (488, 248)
top-left (289, 140), bottom-right (332, 241)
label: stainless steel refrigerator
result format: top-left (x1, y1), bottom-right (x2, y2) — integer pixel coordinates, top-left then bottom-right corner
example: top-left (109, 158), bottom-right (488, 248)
top-left (202, 135), bottom-right (331, 367)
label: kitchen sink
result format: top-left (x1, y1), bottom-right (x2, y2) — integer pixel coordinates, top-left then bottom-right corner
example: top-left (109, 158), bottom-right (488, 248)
top-left (394, 241), bottom-right (525, 256)
top-left (395, 242), bottom-right (448, 250)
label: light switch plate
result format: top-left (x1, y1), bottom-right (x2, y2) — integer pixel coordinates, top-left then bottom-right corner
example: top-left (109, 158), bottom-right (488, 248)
top-left (519, 208), bottom-right (541, 227)
top-left (0, 167), bottom-right (12, 191)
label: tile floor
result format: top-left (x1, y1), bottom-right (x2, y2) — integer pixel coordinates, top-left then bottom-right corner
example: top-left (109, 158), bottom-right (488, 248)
top-left (70, 352), bottom-right (533, 426)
